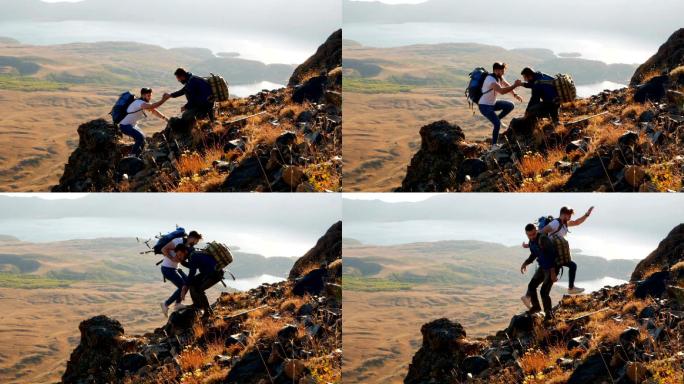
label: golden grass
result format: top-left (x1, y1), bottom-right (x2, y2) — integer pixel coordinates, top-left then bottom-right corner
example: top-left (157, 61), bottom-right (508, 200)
top-left (278, 104), bottom-right (307, 120)
top-left (519, 349), bottom-right (548, 375)
top-left (309, 355), bottom-right (342, 384)
top-left (178, 347), bottom-right (207, 372)
top-left (303, 161), bottom-right (340, 192)
top-left (620, 104), bottom-right (648, 120)
top-left (640, 69), bottom-right (664, 84)
top-left (671, 261), bottom-right (684, 273)
top-left (177, 146), bottom-right (225, 178)
top-left (648, 163), bottom-right (682, 192)
top-left (279, 296), bottom-right (308, 313)
top-left (647, 358), bottom-right (684, 384)
top-left (517, 149), bottom-right (567, 178)
top-left (622, 298), bottom-right (652, 315)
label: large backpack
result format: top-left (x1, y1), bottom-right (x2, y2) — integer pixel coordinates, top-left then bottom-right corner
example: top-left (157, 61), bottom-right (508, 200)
top-left (537, 217), bottom-right (572, 266)
top-left (110, 91), bottom-right (138, 124)
top-left (153, 227), bottom-right (187, 254)
top-left (538, 73), bottom-right (577, 103)
top-left (205, 73), bottom-right (230, 103)
top-left (465, 67), bottom-right (495, 107)
top-left (203, 241), bottom-right (234, 271)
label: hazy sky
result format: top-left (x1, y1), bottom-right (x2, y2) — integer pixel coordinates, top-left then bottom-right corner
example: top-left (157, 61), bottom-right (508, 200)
top-left (0, 194), bottom-right (341, 258)
top-left (343, 194), bottom-right (683, 260)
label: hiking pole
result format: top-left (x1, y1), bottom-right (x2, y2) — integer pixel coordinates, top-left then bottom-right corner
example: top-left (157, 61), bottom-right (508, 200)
top-left (564, 111), bottom-right (609, 126)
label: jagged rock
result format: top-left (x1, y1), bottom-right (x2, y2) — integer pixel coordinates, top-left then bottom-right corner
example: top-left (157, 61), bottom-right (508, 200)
top-left (62, 316), bottom-right (125, 383)
top-left (461, 355), bottom-right (489, 376)
top-left (457, 158), bottom-right (487, 183)
top-left (635, 271), bottom-right (670, 299)
top-left (405, 318), bottom-right (468, 384)
top-left (638, 306), bottom-right (657, 319)
top-left (564, 156), bottom-right (611, 191)
top-left (224, 138), bottom-right (245, 152)
top-left (327, 259), bottom-right (342, 280)
top-left (632, 224), bottom-right (684, 280)
top-left (289, 29), bottom-right (341, 86)
top-left (325, 283), bottom-right (342, 301)
top-left (119, 156), bottom-right (145, 177)
top-left (292, 75), bottom-right (328, 103)
top-left (221, 155), bottom-right (269, 191)
top-left (639, 110), bottom-right (657, 123)
top-left (277, 324), bottom-right (299, 342)
top-left (567, 352), bottom-right (614, 384)
top-left (400, 121), bottom-right (467, 192)
top-left (631, 28), bottom-right (684, 85)
top-left (224, 349), bottom-right (268, 384)
top-left (166, 307), bottom-right (199, 334)
top-left (567, 335), bottom-right (590, 350)
top-left (292, 268), bottom-right (326, 296)
top-left (566, 139), bottom-right (588, 153)
top-left (276, 131), bottom-right (297, 148)
top-left (619, 327), bottom-right (641, 345)
top-left (289, 221), bottom-right (342, 279)
top-left (634, 76), bottom-right (669, 103)
top-left (505, 313), bottom-right (534, 339)
top-left (119, 352), bottom-right (147, 373)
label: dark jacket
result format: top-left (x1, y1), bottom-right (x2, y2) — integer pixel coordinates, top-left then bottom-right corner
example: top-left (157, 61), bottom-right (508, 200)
top-left (185, 251), bottom-right (218, 282)
top-left (524, 234), bottom-right (556, 270)
top-left (170, 72), bottom-right (213, 110)
top-left (523, 72), bottom-right (558, 109)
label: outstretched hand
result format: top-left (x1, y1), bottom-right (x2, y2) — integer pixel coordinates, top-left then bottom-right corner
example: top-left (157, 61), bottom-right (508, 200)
top-left (586, 206), bottom-right (595, 216)
top-left (522, 242), bottom-right (530, 249)
top-left (520, 263), bottom-right (527, 274)
top-left (514, 79), bottom-right (523, 87)
top-left (162, 93), bottom-right (171, 100)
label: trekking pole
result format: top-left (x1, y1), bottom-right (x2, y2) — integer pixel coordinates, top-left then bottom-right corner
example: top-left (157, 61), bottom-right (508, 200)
top-left (564, 111), bottom-right (609, 126)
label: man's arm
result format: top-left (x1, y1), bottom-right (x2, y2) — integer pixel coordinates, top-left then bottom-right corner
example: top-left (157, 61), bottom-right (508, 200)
top-left (168, 87), bottom-right (186, 99)
top-left (161, 241), bottom-right (176, 259)
top-left (521, 253), bottom-right (536, 273)
top-left (148, 108), bottom-right (169, 122)
top-left (491, 80), bottom-right (521, 95)
top-left (569, 206), bottom-right (594, 227)
top-left (501, 78), bottom-right (523, 102)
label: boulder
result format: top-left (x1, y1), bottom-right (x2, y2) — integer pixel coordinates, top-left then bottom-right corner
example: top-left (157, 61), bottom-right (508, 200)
top-left (634, 271), bottom-right (670, 299)
top-left (634, 76), bottom-right (669, 103)
top-left (166, 306), bottom-right (199, 334)
top-left (461, 355), bottom-right (489, 376)
top-left (62, 316), bottom-right (125, 384)
top-left (292, 268), bottom-right (326, 296)
top-left (224, 349), bottom-right (268, 384)
top-left (631, 28), bottom-right (684, 85)
top-left (564, 156), bottom-right (612, 191)
top-left (567, 352), bottom-right (614, 384)
top-left (632, 224), bottom-right (684, 280)
top-left (118, 156), bottom-right (145, 177)
top-left (289, 29), bottom-right (341, 87)
top-left (457, 158), bottom-right (487, 183)
top-left (292, 75), bottom-right (327, 103)
top-left (221, 155), bottom-right (269, 191)
top-left (505, 313), bottom-right (534, 339)
top-left (619, 327), bottom-right (641, 345)
top-left (404, 318), bottom-right (468, 384)
top-left (119, 352), bottom-right (147, 373)
top-left (625, 361), bottom-right (648, 383)
top-left (289, 221), bottom-right (342, 279)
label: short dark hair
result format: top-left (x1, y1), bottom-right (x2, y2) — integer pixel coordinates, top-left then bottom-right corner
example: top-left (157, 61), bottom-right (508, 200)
top-left (174, 243), bottom-right (189, 254)
top-left (174, 67), bottom-right (188, 77)
top-left (140, 87), bottom-right (152, 96)
top-left (188, 231), bottom-right (202, 239)
top-left (521, 67), bottom-right (536, 77)
top-left (560, 206), bottom-right (575, 215)
top-left (493, 62), bottom-right (507, 71)
top-left (525, 223), bottom-right (537, 232)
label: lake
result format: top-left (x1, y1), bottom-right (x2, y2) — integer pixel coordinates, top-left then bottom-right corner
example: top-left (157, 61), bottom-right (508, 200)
top-left (231, 81), bottom-right (284, 98)
top-left (0, 217), bottom-right (315, 258)
top-left (576, 81), bottom-right (627, 98)
top-left (226, 274), bottom-right (285, 292)
top-left (344, 219), bottom-right (657, 261)
top-left (344, 22), bottom-right (653, 65)
top-left (0, 20), bottom-right (315, 65)
top-left (556, 276), bottom-right (628, 294)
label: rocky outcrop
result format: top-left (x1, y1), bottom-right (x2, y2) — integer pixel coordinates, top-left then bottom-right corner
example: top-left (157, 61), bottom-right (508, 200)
top-left (405, 224), bottom-right (684, 383)
top-left (53, 31), bottom-right (342, 193)
top-left (289, 221), bottom-right (342, 279)
top-left (631, 224), bottom-right (684, 281)
top-left (288, 29), bottom-right (342, 87)
top-left (631, 28), bottom-right (684, 85)
top-left (61, 222), bottom-right (342, 384)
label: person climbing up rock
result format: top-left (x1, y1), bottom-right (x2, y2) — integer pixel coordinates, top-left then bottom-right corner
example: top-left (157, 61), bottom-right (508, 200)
top-left (520, 67), bottom-right (561, 124)
top-left (175, 243), bottom-right (225, 321)
top-left (477, 62), bottom-right (523, 151)
top-left (118, 88), bottom-right (170, 157)
top-left (541, 206), bottom-right (594, 294)
top-left (164, 67), bottom-right (215, 130)
top-left (158, 230), bottom-right (202, 317)
top-left (520, 223), bottom-right (557, 321)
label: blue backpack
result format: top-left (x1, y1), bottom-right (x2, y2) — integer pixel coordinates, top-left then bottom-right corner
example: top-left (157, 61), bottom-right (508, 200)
top-left (153, 227), bottom-right (187, 254)
top-left (465, 67), bottom-right (495, 107)
top-left (110, 91), bottom-right (137, 125)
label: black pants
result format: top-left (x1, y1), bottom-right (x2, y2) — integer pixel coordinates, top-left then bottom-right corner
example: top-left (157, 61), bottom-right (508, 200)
top-left (181, 104), bottom-right (215, 126)
top-left (564, 261), bottom-right (577, 289)
top-left (189, 269), bottom-right (223, 317)
top-left (527, 101), bottom-right (560, 123)
top-left (526, 267), bottom-right (554, 315)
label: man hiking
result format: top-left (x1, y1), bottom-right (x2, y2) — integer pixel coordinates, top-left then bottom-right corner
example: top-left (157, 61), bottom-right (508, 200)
top-left (520, 67), bottom-right (561, 124)
top-left (159, 230), bottom-right (202, 317)
top-left (478, 62), bottom-right (523, 150)
top-left (540, 206), bottom-right (594, 294)
top-left (164, 68), bottom-right (214, 129)
top-left (520, 223), bottom-right (557, 321)
top-left (175, 243), bottom-right (225, 321)
top-left (119, 88), bottom-right (170, 157)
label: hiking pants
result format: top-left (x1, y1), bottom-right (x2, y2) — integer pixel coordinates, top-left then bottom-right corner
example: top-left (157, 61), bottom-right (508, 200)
top-left (527, 101), bottom-right (560, 123)
top-left (161, 267), bottom-right (188, 307)
top-left (479, 100), bottom-right (515, 145)
top-left (527, 267), bottom-right (554, 315)
top-left (119, 124), bottom-right (145, 156)
top-left (565, 261), bottom-right (577, 289)
top-left (181, 104), bottom-right (215, 126)
top-left (189, 269), bottom-right (223, 317)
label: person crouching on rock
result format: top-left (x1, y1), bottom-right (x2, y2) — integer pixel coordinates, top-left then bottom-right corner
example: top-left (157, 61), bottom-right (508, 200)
top-left (478, 62), bottom-right (523, 151)
top-left (520, 223), bottom-right (557, 321)
top-left (159, 231), bottom-right (202, 317)
top-left (164, 68), bottom-right (215, 130)
top-left (540, 206), bottom-right (594, 294)
top-left (119, 87), bottom-right (170, 157)
top-left (174, 243), bottom-right (224, 321)
top-left (520, 67), bottom-right (561, 125)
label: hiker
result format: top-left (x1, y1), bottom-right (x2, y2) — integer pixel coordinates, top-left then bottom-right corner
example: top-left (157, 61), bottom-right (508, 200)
top-left (540, 206), bottom-right (594, 294)
top-left (118, 88), bottom-right (170, 157)
top-left (478, 62), bottom-right (524, 150)
top-left (175, 243), bottom-right (225, 321)
top-left (520, 67), bottom-right (561, 124)
top-left (520, 223), bottom-right (557, 321)
top-left (164, 67), bottom-right (215, 128)
top-left (159, 230), bottom-right (202, 317)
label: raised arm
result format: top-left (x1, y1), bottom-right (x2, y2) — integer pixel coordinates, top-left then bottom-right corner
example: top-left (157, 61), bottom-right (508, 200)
top-left (569, 206), bottom-right (594, 227)
top-left (491, 80), bottom-right (521, 95)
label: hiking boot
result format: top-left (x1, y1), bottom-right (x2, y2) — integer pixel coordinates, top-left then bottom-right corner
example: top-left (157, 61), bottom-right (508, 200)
top-left (568, 286), bottom-right (585, 294)
top-left (160, 302), bottom-right (169, 318)
top-left (488, 144), bottom-right (503, 153)
top-left (521, 295), bottom-right (532, 310)
top-left (527, 306), bottom-right (542, 315)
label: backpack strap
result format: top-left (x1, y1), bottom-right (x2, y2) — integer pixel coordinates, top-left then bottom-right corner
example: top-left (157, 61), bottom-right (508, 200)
top-left (550, 219), bottom-right (565, 236)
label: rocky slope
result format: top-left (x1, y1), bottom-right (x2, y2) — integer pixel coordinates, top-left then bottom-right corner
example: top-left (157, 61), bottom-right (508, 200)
top-left (404, 224), bottom-right (684, 384)
top-left (398, 28), bottom-right (684, 192)
top-left (60, 221), bottom-right (342, 384)
top-left (52, 30), bottom-right (342, 193)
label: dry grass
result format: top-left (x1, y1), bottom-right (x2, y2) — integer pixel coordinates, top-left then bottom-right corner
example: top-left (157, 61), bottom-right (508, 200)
top-left (177, 146), bottom-right (225, 178)
top-left (647, 358), bottom-right (684, 384)
top-left (671, 261), bottom-right (684, 273)
top-left (640, 69), bottom-right (664, 84)
top-left (622, 298), bottom-right (652, 315)
top-left (309, 355), bottom-right (342, 384)
top-left (178, 347), bottom-right (207, 372)
top-left (519, 349), bottom-right (549, 375)
top-left (517, 148), bottom-right (567, 178)
top-left (279, 296), bottom-right (308, 313)
top-left (641, 264), bottom-right (665, 279)
top-left (648, 163), bottom-right (682, 192)
top-left (620, 104), bottom-right (648, 120)
top-left (303, 161), bottom-right (340, 192)
top-left (278, 103), bottom-right (307, 120)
